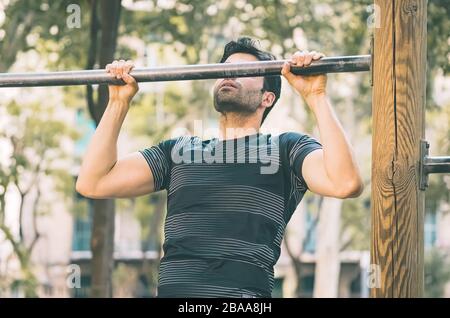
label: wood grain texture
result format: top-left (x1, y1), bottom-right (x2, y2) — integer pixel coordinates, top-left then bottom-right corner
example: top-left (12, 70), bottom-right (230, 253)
top-left (370, 0), bottom-right (426, 297)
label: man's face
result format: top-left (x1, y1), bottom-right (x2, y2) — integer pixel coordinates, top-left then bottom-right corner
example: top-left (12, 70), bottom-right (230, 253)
top-left (213, 53), bottom-right (267, 116)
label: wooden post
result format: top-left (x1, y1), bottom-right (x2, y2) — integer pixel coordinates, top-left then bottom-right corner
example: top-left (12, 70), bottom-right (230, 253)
top-left (371, 0), bottom-right (427, 297)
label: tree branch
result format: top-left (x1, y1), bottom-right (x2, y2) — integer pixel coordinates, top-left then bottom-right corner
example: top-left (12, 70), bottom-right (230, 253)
top-left (0, 11), bottom-right (36, 72)
top-left (0, 224), bottom-right (25, 265)
top-left (28, 184), bottom-right (42, 253)
top-left (86, 0), bottom-right (99, 122)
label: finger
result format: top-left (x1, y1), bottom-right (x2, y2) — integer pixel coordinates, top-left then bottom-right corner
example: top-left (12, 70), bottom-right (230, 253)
top-left (309, 51), bottom-right (321, 62)
top-left (294, 51), bottom-right (306, 66)
top-left (118, 59), bottom-right (127, 78)
top-left (291, 51), bottom-right (302, 65)
top-left (123, 66), bottom-right (132, 77)
top-left (124, 60), bottom-right (134, 74)
top-left (292, 51), bottom-right (302, 58)
top-left (113, 60), bottom-right (123, 79)
top-left (122, 73), bottom-right (137, 85)
top-left (312, 52), bottom-right (325, 60)
top-left (303, 53), bottom-right (313, 66)
top-left (106, 63), bottom-right (112, 73)
top-left (111, 60), bottom-right (120, 78)
top-left (281, 61), bottom-right (295, 82)
top-left (120, 64), bottom-right (127, 78)
top-left (122, 73), bottom-right (137, 86)
top-left (281, 61), bottom-right (290, 75)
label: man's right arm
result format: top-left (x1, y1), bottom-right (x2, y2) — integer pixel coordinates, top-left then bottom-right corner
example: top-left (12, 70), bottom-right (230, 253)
top-left (75, 60), bottom-right (156, 199)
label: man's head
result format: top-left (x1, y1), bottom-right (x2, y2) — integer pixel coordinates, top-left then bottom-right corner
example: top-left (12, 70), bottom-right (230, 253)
top-left (213, 37), bottom-right (281, 125)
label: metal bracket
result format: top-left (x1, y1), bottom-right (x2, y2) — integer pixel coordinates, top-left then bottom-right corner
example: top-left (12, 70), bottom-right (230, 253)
top-left (419, 140), bottom-right (450, 190)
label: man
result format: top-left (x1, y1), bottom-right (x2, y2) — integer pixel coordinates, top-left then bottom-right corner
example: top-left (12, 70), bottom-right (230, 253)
top-left (76, 37), bottom-right (363, 297)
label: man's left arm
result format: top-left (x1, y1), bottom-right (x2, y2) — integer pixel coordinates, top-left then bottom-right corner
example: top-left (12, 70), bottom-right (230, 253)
top-left (282, 50), bottom-right (364, 199)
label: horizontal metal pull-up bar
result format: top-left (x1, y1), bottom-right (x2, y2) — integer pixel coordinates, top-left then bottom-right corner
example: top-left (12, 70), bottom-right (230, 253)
top-left (423, 156), bottom-right (450, 174)
top-left (419, 140), bottom-right (450, 190)
top-left (0, 55), bottom-right (371, 88)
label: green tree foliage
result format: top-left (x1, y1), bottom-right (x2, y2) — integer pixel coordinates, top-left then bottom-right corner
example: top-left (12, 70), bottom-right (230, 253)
top-left (425, 248), bottom-right (450, 297)
top-left (0, 0), bottom-right (87, 72)
top-left (0, 101), bottom-right (78, 297)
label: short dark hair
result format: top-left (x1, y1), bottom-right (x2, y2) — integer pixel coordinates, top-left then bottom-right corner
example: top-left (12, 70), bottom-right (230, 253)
top-left (219, 37), bottom-right (281, 124)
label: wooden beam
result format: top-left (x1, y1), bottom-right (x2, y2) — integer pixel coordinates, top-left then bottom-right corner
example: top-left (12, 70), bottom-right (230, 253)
top-left (371, 0), bottom-right (426, 297)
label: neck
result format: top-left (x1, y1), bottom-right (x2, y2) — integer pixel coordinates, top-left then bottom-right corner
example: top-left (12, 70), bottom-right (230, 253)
top-left (218, 112), bottom-right (261, 140)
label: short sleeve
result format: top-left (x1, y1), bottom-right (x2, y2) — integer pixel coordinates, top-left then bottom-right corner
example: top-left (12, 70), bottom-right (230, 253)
top-left (139, 139), bottom-right (175, 192)
top-left (282, 132), bottom-right (323, 190)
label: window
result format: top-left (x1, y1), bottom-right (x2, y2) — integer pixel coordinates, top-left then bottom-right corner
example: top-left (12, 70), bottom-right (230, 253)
top-left (299, 274), bottom-right (315, 298)
top-left (72, 275), bottom-right (91, 298)
top-left (350, 272), bottom-right (362, 297)
top-left (303, 211), bottom-right (317, 253)
top-left (424, 211), bottom-right (437, 249)
top-left (271, 277), bottom-right (284, 298)
top-left (140, 195), bottom-right (164, 252)
top-left (72, 108), bottom-right (95, 251)
top-left (74, 108), bottom-right (95, 158)
top-left (72, 191), bottom-right (93, 251)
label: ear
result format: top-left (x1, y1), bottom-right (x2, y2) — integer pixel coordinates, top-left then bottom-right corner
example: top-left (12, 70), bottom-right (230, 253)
top-left (261, 91), bottom-right (276, 108)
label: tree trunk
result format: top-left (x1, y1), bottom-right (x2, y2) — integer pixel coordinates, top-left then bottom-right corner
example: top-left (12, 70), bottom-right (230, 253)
top-left (89, 0), bottom-right (122, 298)
top-left (313, 197), bottom-right (342, 298)
top-left (90, 199), bottom-right (116, 297)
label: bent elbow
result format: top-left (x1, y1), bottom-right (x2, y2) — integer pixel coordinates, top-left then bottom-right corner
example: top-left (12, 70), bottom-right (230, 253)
top-left (75, 177), bottom-right (97, 199)
top-left (337, 179), bottom-right (364, 199)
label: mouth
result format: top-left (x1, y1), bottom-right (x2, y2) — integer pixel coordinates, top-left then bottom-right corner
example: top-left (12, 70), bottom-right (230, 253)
top-left (219, 80), bottom-right (238, 89)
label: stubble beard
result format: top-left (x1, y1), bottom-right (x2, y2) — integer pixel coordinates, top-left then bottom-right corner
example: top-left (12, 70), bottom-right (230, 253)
top-left (213, 86), bottom-right (263, 116)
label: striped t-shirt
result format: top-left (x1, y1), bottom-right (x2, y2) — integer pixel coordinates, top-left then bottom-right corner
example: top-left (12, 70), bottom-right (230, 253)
top-left (139, 132), bottom-right (322, 298)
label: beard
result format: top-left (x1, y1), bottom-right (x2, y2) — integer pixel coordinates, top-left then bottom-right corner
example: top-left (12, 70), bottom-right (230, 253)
top-left (213, 84), bottom-right (264, 115)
